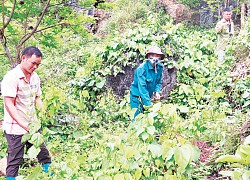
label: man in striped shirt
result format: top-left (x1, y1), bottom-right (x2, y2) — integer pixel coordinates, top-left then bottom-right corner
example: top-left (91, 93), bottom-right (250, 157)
top-left (1, 46), bottom-right (52, 180)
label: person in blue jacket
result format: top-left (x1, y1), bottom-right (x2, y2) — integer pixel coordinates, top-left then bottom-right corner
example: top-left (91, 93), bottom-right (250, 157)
top-left (130, 46), bottom-right (165, 119)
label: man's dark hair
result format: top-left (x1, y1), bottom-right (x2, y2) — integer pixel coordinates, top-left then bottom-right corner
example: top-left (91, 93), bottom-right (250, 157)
top-left (223, 7), bottom-right (232, 12)
top-left (22, 46), bottom-right (42, 58)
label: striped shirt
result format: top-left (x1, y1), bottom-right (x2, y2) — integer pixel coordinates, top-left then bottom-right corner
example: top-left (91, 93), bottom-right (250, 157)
top-left (1, 65), bottom-right (41, 135)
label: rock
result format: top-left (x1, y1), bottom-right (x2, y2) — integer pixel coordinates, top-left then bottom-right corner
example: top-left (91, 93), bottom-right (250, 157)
top-left (157, 0), bottom-right (192, 23)
top-left (0, 156), bottom-right (7, 176)
top-left (106, 64), bottom-right (177, 100)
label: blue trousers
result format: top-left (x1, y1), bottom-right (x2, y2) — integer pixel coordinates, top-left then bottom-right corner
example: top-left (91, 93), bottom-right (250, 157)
top-left (130, 94), bottom-right (144, 119)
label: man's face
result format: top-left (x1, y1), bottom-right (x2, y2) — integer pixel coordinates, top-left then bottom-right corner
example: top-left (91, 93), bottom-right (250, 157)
top-left (223, 11), bottom-right (232, 21)
top-left (22, 54), bottom-right (41, 74)
top-left (148, 53), bottom-right (161, 66)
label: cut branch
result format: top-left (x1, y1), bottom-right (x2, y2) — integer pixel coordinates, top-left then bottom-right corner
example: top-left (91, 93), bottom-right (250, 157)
top-left (16, 0), bottom-right (51, 61)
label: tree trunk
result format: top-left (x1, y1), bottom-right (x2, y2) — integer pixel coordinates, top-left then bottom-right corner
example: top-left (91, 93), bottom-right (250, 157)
top-left (241, 3), bottom-right (246, 29)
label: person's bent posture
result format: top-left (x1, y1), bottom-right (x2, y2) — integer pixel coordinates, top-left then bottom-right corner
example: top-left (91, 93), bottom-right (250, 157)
top-left (1, 46), bottom-right (52, 180)
top-left (130, 46), bottom-right (165, 120)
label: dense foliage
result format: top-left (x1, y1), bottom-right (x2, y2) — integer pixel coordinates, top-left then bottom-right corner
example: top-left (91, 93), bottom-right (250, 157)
top-left (0, 0), bottom-right (249, 179)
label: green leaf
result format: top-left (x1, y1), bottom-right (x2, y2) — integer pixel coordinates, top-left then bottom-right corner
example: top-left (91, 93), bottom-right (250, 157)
top-left (96, 80), bottom-right (106, 88)
top-left (152, 102), bottom-right (161, 112)
top-left (28, 133), bottom-right (44, 148)
top-left (81, 90), bottom-right (89, 98)
top-left (143, 168), bottom-right (150, 178)
top-left (216, 155), bottom-right (242, 163)
top-left (136, 127), bottom-right (145, 137)
top-left (134, 169), bottom-right (142, 180)
top-left (141, 132), bottom-right (149, 141)
top-left (177, 106), bottom-right (189, 113)
top-left (219, 170), bottom-right (242, 179)
top-left (29, 121), bottom-right (41, 134)
top-left (243, 171), bottom-right (250, 180)
top-left (147, 126), bottom-right (155, 135)
top-left (162, 146), bottom-right (174, 161)
top-left (239, 145), bottom-right (250, 155)
top-left (26, 166), bottom-right (42, 179)
top-left (148, 143), bottom-right (162, 158)
top-left (124, 173), bottom-right (133, 180)
top-left (174, 145), bottom-right (192, 171)
top-left (114, 174), bottom-right (124, 180)
top-left (210, 91), bottom-right (225, 99)
top-left (88, 80), bottom-right (95, 86)
top-left (21, 133), bottom-right (31, 143)
top-left (243, 136), bottom-right (250, 145)
top-left (27, 146), bottom-right (40, 160)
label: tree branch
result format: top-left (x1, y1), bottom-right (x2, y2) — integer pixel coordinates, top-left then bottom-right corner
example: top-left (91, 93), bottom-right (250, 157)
top-left (34, 22), bottom-right (65, 33)
top-left (16, 0), bottom-right (51, 61)
top-left (2, 0), bottom-right (17, 30)
top-left (2, 0), bottom-right (4, 30)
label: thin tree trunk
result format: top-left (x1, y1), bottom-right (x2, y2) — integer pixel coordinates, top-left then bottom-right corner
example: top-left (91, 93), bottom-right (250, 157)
top-left (241, 3), bottom-right (246, 29)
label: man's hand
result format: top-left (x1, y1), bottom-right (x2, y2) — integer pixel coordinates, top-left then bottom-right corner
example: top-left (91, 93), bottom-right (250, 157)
top-left (154, 92), bottom-right (161, 101)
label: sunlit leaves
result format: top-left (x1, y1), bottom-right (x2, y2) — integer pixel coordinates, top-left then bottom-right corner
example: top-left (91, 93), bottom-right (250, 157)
top-left (27, 145), bottom-right (41, 160)
top-left (29, 133), bottom-right (44, 148)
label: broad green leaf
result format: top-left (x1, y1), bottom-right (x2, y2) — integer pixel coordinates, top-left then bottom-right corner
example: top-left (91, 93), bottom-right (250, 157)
top-left (29, 121), bottom-right (41, 134)
top-left (26, 166), bottom-right (42, 180)
top-left (143, 167), bottom-right (150, 178)
top-left (124, 173), bottom-right (133, 180)
top-left (242, 155), bottom-right (250, 165)
top-left (153, 102), bottom-right (161, 112)
top-left (243, 135), bottom-right (250, 145)
top-left (239, 145), bottom-right (250, 155)
top-left (28, 133), bottom-right (44, 148)
top-left (155, 159), bottom-right (161, 167)
top-left (174, 145), bottom-right (191, 171)
top-left (27, 146), bottom-right (40, 160)
top-left (96, 80), bottom-right (105, 88)
top-left (134, 169), bottom-right (142, 180)
top-left (219, 170), bottom-right (242, 179)
top-left (88, 80), bottom-right (95, 86)
top-left (81, 90), bottom-right (89, 98)
top-left (177, 106), bottom-right (189, 113)
top-left (210, 91), bottom-right (225, 99)
top-left (216, 155), bottom-right (242, 163)
top-left (136, 127), bottom-right (145, 137)
top-left (243, 171), bottom-right (250, 180)
top-left (177, 136), bottom-right (186, 146)
top-left (242, 91), bottom-right (249, 98)
top-left (21, 133), bottom-right (31, 143)
top-left (125, 146), bottom-right (134, 159)
top-left (179, 84), bottom-right (194, 96)
top-left (243, 101), bottom-right (250, 108)
top-left (148, 143), bottom-right (162, 158)
top-left (162, 145), bottom-right (174, 161)
top-left (147, 126), bottom-right (155, 135)
top-left (141, 132), bottom-right (149, 141)
top-left (193, 146), bottom-right (201, 162)
top-left (114, 174), bottom-right (124, 180)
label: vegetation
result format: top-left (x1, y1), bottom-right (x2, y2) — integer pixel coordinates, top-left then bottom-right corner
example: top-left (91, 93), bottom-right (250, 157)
top-left (0, 0), bottom-right (249, 179)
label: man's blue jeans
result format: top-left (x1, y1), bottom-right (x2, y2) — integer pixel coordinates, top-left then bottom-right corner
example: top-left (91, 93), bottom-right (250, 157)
top-left (130, 94), bottom-right (144, 120)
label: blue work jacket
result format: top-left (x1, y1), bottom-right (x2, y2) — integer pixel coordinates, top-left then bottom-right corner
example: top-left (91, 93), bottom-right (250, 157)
top-left (130, 60), bottom-right (164, 106)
